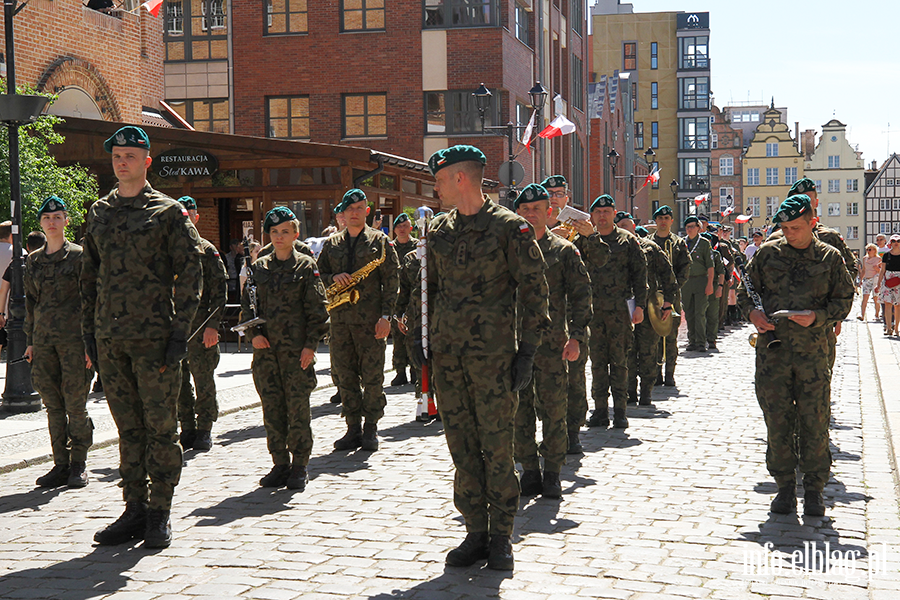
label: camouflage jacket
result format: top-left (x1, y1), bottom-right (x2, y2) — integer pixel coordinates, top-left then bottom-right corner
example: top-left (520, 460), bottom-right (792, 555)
top-left (397, 248), bottom-right (419, 320)
top-left (768, 222), bottom-right (858, 281)
top-left (411, 199), bottom-right (550, 355)
top-left (685, 234), bottom-right (714, 278)
top-left (591, 226), bottom-right (648, 312)
top-left (240, 245), bottom-right (328, 350)
top-left (521, 229), bottom-right (592, 349)
top-left (737, 236), bottom-right (854, 354)
top-left (652, 232), bottom-right (691, 312)
top-left (82, 184), bottom-right (202, 339)
top-left (318, 225), bottom-right (399, 325)
top-left (25, 240), bottom-right (83, 346)
top-left (639, 237), bottom-right (678, 306)
top-left (393, 238), bottom-right (417, 264)
top-left (715, 238), bottom-right (735, 283)
top-left (573, 232), bottom-right (611, 272)
top-left (191, 237), bottom-right (228, 333)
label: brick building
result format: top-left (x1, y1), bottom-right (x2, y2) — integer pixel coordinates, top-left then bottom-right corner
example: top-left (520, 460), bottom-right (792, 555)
top-left (709, 103), bottom-right (744, 233)
top-left (1, 0), bottom-right (165, 126)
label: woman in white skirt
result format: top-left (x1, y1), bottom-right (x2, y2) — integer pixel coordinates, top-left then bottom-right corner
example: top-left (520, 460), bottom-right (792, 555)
top-left (875, 234), bottom-right (900, 336)
top-left (858, 244), bottom-right (882, 321)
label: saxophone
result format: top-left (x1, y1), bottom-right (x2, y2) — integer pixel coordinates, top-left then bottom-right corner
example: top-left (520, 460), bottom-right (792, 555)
top-left (325, 244), bottom-right (386, 313)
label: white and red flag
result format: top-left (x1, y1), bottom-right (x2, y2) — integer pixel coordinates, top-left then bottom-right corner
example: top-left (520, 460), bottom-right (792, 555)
top-left (142, 0), bottom-right (164, 17)
top-left (693, 193), bottom-right (709, 206)
top-left (734, 214), bottom-right (752, 224)
top-left (722, 205), bottom-right (735, 217)
top-left (641, 166), bottom-right (660, 189)
top-left (520, 109), bottom-right (536, 154)
top-left (538, 114), bottom-right (576, 139)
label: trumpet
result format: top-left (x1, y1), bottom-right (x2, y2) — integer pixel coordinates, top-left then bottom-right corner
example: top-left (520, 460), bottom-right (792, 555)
top-left (556, 205), bottom-right (592, 241)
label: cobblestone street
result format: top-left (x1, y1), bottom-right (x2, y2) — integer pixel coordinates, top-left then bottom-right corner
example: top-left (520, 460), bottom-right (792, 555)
top-left (1, 315), bottom-right (899, 599)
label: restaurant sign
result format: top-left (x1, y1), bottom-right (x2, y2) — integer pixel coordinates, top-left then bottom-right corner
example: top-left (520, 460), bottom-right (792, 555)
top-left (153, 148), bottom-right (219, 180)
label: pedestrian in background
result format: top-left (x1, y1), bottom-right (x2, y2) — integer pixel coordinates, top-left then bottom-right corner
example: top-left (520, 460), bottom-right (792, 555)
top-left (876, 234), bottom-right (900, 337)
top-left (857, 243), bottom-right (882, 322)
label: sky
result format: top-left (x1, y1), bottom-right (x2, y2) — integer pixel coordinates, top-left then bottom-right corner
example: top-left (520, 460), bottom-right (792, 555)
top-left (596, 0), bottom-right (900, 166)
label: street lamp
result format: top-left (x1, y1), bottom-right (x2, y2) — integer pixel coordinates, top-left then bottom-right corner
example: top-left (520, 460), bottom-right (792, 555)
top-left (1, 0), bottom-right (50, 412)
top-left (528, 82), bottom-right (548, 180)
top-left (607, 148), bottom-right (619, 201)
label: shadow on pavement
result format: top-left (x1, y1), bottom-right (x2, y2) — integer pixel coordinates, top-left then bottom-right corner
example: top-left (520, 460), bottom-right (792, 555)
top-left (310, 449), bottom-right (372, 480)
top-left (562, 455), bottom-right (597, 496)
top-left (517, 492), bottom-right (579, 539)
top-left (379, 419), bottom-right (445, 443)
top-left (0, 485), bottom-right (66, 515)
top-left (188, 486), bottom-right (295, 526)
top-left (581, 430), bottom-right (643, 452)
top-left (367, 563), bottom-right (511, 599)
top-left (215, 424), bottom-right (266, 448)
top-left (216, 368), bottom-right (252, 378)
top-left (89, 467), bottom-right (121, 483)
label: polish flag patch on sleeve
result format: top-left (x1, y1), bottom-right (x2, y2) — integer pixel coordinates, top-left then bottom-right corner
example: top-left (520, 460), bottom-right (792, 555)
top-left (181, 207), bottom-right (189, 217)
top-left (313, 269), bottom-right (320, 277)
top-left (519, 223), bottom-right (530, 234)
top-left (574, 248), bottom-right (581, 257)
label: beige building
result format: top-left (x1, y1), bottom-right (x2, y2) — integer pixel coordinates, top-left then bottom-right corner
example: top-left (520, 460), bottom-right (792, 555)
top-left (804, 119), bottom-right (866, 256)
top-left (741, 103), bottom-right (803, 229)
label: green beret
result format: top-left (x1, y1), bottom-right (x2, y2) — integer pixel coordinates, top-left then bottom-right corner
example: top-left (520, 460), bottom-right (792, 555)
top-left (336, 188), bottom-right (367, 213)
top-left (701, 232), bottom-right (716, 243)
top-left (427, 145), bottom-right (486, 176)
top-left (38, 195), bottom-right (67, 218)
top-left (773, 194), bottom-right (812, 224)
top-left (614, 211), bottom-right (634, 224)
top-left (513, 183), bottom-right (550, 209)
top-left (751, 229), bottom-right (764, 238)
top-left (104, 126), bottom-right (150, 153)
top-left (263, 206), bottom-right (296, 233)
top-left (393, 213), bottom-right (411, 227)
top-left (707, 223), bottom-right (718, 232)
top-left (178, 196), bottom-right (197, 211)
top-left (590, 194), bottom-right (616, 211)
top-left (541, 175), bottom-right (567, 189)
top-left (653, 205), bottom-right (673, 218)
top-left (683, 216), bottom-right (700, 227)
top-left (788, 177), bottom-right (816, 196)
top-left (635, 226), bottom-right (649, 237)
top-left (697, 214), bottom-right (709, 222)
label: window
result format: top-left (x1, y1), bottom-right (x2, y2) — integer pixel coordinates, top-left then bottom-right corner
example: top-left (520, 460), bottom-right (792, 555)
top-left (651, 42), bottom-right (658, 69)
top-left (572, 55), bottom-right (583, 110)
top-left (846, 178), bottom-right (858, 192)
top-left (516, 103), bottom-right (530, 129)
top-left (678, 77), bottom-right (709, 110)
top-left (166, 1), bottom-right (183, 34)
top-left (747, 197), bottom-right (760, 217)
top-left (679, 35), bottom-right (708, 69)
top-left (632, 81), bottom-right (638, 112)
top-left (765, 142), bottom-right (779, 157)
top-left (267, 0), bottom-right (308, 34)
top-left (651, 121), bottom-right (658, 148)
top-left (784, 167), bottom-right (797, 185)
top-left (679, 117), bottom-right (708, 150)
top-left (747, 168), bottom-right (759, 186)
top-left (765, 167), bottom-right (778, 186)
top-left (572, 137), bottom-right (584, 210)
top-left (828, 155), bottom-right (840, 169)
top-left (624, 42), bottom-right (637, 70)
top-left (719, 156), bottom-right (733, 176)
top-left (651, 82), bottom-right (658, 109)
top-left (888, 179), bottom-right (896, 186)
top-left (719, 187), bottom-right (734, 212)
top-left (815, 180), bottom-right (822, 192)
top-left (169, 99), bottom-right (229, 133)
top-left (425, 90), bottom-right (495, 135)
top-left (514, 3), bottom-right (530, 45)
top-left (201, 0), bottom-right (226, 30)
top-left (766, 196), bottom-right (779, 218)
top-left (679, 157), bottom-right (709, 190)
top-left (895, 198), bottom-right (900, 210)
top-left (828, 179), bottom-right (840, 193)
top-left (730, 110), bottom-right (760, 123)
top-left (424, 0), bottom-right (498, 28)
top-left (711, 133), bottom-right (718, 149)
top-left (343, 93), bottom-right (387, 138)
top-left (881, 198), bottom-right (892, 210)
top-left (571, 0), bottom-right (583, 36)
top-left (827, 202), bottom-right (840, 216)
top-left (342, 0), bottom-right (385, 31)
top-left (846, 226), bottom-right (858, 240)
top-left (881, 223), bottom-right (892, 234)
top-left (634, 122), bottom-right (644, 149)
top-left (651, 161), bottom-right (659, 188)
top-left (847, 202), bottom-right (859, 216)
top-left (267, 96), bottom-right (310, 139)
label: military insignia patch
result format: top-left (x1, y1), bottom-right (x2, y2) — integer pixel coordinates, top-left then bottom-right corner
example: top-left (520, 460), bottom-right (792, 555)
top-left (115, 133), bottom-right (126, 145)
top-left (528, 244), bottom-right (541, 261)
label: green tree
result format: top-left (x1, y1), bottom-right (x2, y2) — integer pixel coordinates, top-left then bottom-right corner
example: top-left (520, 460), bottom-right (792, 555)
top-left (0, 84), bottom-right (97, 240)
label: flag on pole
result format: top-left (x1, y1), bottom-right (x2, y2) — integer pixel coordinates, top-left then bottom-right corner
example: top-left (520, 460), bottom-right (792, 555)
top-left (722, 205), bottom-right (735, 217)
top-left (640, 166), bottom-right (660, 190)
top-left (142, 0), bottom-right (164, 16)
top-left (734, 214), bottom-right (752, 224)
top-left (693, 193), bottom-right (708, 206)
top-left (520, 109), bottom-right (536, 154)
top-left (538, 114), bottom-right (576, 139)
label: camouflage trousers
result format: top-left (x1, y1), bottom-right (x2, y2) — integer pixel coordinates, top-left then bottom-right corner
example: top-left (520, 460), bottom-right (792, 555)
top-left (331, 322), bottom-right (387, 424)
top-left (31, 343), bottom-right (93, 465)
top-left (658, 314), bottom-right (682, 379)
top-left (329, 323), bottom-right (341, 391)
top-left (827, 325), bottom-right (837, 370)
top-left (516, 343), bottom-right (568, 473)
top-left (682, 277), bottom-right (709, 347)
top-left (755, 344), bottom-right (832, 492)
top-left (98, 338), bottom-right (182, 511)
top-left (628, 319), bottom-right (660, 394)
top-left (391, 321), bottom-right (410, 372)
top-left (566, 327), bottom-right (589, 431)
top-left (705, 290), bottom-right (720, 344)
top-left (433, 351), bottom-right (519, 535)
top-left (590, 308), bottom-right (633, 413)
top-left (177, 337), bottom-right (220, 431)
top-left (252, 346), bottom-right (317, 466)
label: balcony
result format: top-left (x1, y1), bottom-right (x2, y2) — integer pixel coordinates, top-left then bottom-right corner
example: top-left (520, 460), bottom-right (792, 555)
top-left (680, 175), bottom-right (708, 192)
top-left (678, 56), bottom-right (710, 71)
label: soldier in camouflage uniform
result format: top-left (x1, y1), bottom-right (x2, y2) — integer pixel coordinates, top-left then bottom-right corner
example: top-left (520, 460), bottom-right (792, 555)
top-left (704, 229), bottom-right (726, 350)
top-left (514, 184), bottom-right (591, 498)
top-left (242, 207), bottom-right (329, 491)
top-left (585, 195), bottom-right (647, 430)
top-left (617, 213), bottom-right (677, 406)
top-left (176, 196), bottom-right (228, 452)
top-left (83, 126), bottom-right (202, 549)
top-left (737, 194), bottom-right (853, 516)
top-left (408, 146), bottom-right (550, 571)
top-left (541, 175), bottom-right (609, 454)
top-left (318, 189), bottom-right (399, 452)
top-left (651, 205), bottom-right (691, 386)
top-left (681, 216), bottom-right (714, 351)
top-left (389, 212), bottom-right (417, 387)
top-left (25, 197), bottom-right (93, 489)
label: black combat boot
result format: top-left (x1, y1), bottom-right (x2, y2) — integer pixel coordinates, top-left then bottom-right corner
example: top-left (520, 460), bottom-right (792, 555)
top-left (94, 502), bottom-right (148, 545)
top-left (446, 532), bottom-right (490, 567)
top-left (179, 428), bottom-right (197, 450)
top-left (390, 370), bottom-right (408, 386)
top-left (655, 372), bottom-right (664, 386)
top-left (639, 383), bottom-right (654, 406)
top-left (613, 408), bottom-right (628, 429)
top-left (286, 464), bottom-right (308, 491)
top-left (519, 469), bottom-right (542, 496)
top-left (542, 471), bottom-right (562, 499)
top-left (803, 490), bottom-right (826, 517)
top-left (361, 423), bottom-right (379, 451)
top-left (259, 464), bottom-right (291, 487)
top-left (770, 486), bottom-right (797, 514)
top-left (193, 430), bottom-right (213, 451)
top-left (587, 407), bottom-right (609, 428)
top-left (410, 368), bottom-right (418, 385)
top-left (487, 534), bottom-right (514, 570)
top-left (664, 373), bottom-right (676, 387)
top-left (334, 423), bottom-right (363, 450)
top-left (35, 463), bottom-right (69, 488)
top-left (144, 509), bottom-right (172, 549)
top-left (67, 462), bottom-right (89, 488)
top-left (707, 341), bottom-right (717, 350)
top-left (566, 429), bottom-right (583, 454)
top-left (627, 387), bottom-right (638, 405)
top-left (329, 391), bottom-right (342, 404)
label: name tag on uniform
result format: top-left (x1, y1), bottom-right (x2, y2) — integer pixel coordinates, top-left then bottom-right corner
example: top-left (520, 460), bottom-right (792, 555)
top-left (455, 241), bottom-right (468, 267)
